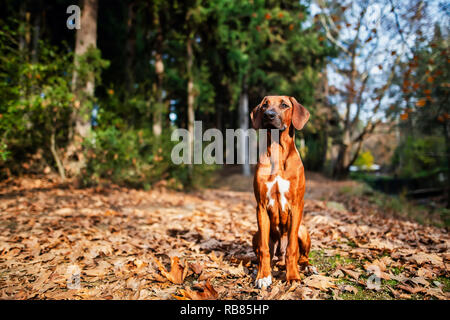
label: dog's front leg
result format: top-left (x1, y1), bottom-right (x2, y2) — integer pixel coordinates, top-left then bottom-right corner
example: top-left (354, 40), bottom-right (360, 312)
top-left (285, 204), bottom-right (302, 282)
top-left (255, 205), bottom-right (272, 288)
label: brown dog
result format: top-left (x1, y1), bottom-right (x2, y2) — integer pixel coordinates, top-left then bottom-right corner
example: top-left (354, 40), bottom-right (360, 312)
top-left (250, 96), bottom-right (312, 288)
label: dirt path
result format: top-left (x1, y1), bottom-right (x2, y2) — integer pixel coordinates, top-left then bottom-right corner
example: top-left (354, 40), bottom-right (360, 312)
top-left (0, 173), bottom-right (448, 299)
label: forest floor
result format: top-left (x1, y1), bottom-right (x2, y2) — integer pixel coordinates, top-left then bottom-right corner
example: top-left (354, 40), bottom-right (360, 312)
top-left (0, 170), bottom-right (448, 300)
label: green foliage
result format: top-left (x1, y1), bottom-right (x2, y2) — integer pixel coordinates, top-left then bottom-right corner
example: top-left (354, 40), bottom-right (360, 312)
top-left (302, 133), bottom-right (328, 171)
top-left (0, 142), bottom-right (9, 161)
top-left (83, 127), bottom-right (191, 189)
top-left (83, 125), bottom-right (217, 189)
top-left (392, 136), bottom-right (446, 178)
top-left (0, 23), bottom-right (73, 169)
top-left (388, 24), bottom-right (449, 197)
top-left (339, 182), bottom-right (449, 228)
top-left (0, 1), bottom-right (334, 188)
top-left (73, 47), bottom-right (110, 119)
top-left (209, 0), bottom-right (333, 106)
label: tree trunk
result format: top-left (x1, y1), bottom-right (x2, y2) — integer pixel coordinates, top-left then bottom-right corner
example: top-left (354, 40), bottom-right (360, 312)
top-left (67, 0), bottom-right (98, 176)
top-left (125, 1), bottom-right (136, 94)
top-left (152, 6), bottom-right (164, 137)
top-left (216, 103), bottom-right (223, 132)
top-left (18, 3), bottom-right (28, 100)
top-left (186, 35), bottom-right (195, 173)
top-left (31, 9), bottom-right (41, 64)
top-left (72, 0), bottom-right (98, 132)
top-left (19, 3), bottom-right (27, 53)
top-left (72, 0), bottom-right (98, 98)
top-left (239, 79), bottom-right (250, 176)
top-left (333, 129), bottom-right (351, 178)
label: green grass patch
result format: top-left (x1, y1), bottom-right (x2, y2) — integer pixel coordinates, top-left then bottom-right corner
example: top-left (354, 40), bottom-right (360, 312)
top-left (308, 250), bottom-right (431, 300)
top-left (338, 183), bottom-right (449, 228)
top-left (435, 277), bottom-right (450, 293)
top-left (309, 250), bottom-right (357, 274)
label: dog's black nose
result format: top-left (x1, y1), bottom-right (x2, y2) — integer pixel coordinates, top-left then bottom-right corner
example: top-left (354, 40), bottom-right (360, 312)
top-left (264, 109), bottom-right (277, 120)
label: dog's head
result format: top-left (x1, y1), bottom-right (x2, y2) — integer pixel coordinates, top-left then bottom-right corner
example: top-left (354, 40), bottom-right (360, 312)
top-left (250, 96), bottom-right (310, 131)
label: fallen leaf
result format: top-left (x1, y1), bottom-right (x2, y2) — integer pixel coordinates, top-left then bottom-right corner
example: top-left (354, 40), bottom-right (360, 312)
top-left (397, 284), bottom-right (424, 294)
top-left (364, 259), bottom-right (386, 272)
top-left (331, 269), bottom-right (345, 278)
top-left (227, 261), bottom-right (245, 276)
top-left (154, 256), bottom-right (188, 284)
top-left (341, 268), bottom-right (361, 280)
top-left (424, 287), bottom-right (446, 299)
top-left (303, 275), bottom-right (336, 291)
top-left (126, 277), bottom-right (141, 290)
top-left (340, 284), bottom-right (358, 294)
top-left (409, 277), bottom-right (429, 287)
top-left (407, 253), bottom-right (444, 267)
top-left (175, 280), bottom-right (219, 300)
top-left (189, 262), bottom-right (204, 274)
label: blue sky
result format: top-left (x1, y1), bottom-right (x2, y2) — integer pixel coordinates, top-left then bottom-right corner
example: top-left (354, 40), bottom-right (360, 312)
top-left (306, 0), bottom-right (449, 123)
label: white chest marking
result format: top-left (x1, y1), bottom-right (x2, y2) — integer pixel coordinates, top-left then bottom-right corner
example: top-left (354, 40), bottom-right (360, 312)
top-left (265, 175), bottom-right (290, 211)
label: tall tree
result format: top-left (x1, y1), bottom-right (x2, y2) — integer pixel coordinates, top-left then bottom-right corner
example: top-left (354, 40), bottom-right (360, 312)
top-left (210, 0), bottom-right (331, 174)
top-left (68, 0), bottom-right (99, 175)
top-left (315, 0), bottom-right (428, 177)
top-left (125, 0), bottom-right (137, 94)
top-left (151, 0), bottom-right (165, 137)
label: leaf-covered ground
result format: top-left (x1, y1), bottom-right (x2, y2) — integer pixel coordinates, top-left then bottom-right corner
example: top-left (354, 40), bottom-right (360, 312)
top-left (0, 173), bottom-right (448, 300)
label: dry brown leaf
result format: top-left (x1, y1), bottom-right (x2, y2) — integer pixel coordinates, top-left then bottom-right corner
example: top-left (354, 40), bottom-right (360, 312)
top-left (417, 267), bottom-right (434, 279)
top-left (84, 261), bottom-right (111, 277)
top-left (154, 256), bottom-right (188, 284)
top-left (209, 251), bottom-right (224, 264)
top-left (133, 259), bottom-right (146, 270)
top-left (227, 261), bottom-right (245, 276)
top-left (303, 275), bottom-right (336, 291)
top-left (189, 262), bottom-right (204, 274)
top-left (126, 277), bottom-right (141, 290)
top-left (397, 284), bottom-right (425, 294)
top-left (364, 259), bottom-right (386, 272)
top-left (1, 175), bottom-right (449, 300)
top-left (331, 269), bottom-right (345, 278)
top-left (340, 284), bottom-right (358, 294)
top-left (409, 276), bottom-right (429, 287)
top-left (31, 270), bottom-right (52, 291)
top-left (341, 268), bottom-right (361, 280)
top-left (174, 280), bottom-right (219, 300)
top-left (424, 287), bottom-right (446, 299)
top-left (407, 252), bottom-right (444, 267)
top-left (366, 239), bottom-right (394, 251)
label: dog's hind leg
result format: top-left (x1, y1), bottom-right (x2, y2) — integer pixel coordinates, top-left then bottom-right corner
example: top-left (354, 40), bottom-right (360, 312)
top-left (298, 225), bottom-right (317, 274)
top-left (298, 224), bottom-right (310, 263)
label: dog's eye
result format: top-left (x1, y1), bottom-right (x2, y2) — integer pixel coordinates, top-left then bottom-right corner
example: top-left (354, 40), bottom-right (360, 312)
top-left (262, 103), bottom-right (268, 109)
top-left (281, 103), bottom-right (289, 109)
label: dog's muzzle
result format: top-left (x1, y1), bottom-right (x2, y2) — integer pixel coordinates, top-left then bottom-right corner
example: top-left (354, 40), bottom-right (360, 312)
top-left (263, 110), bottom-right (285, 131)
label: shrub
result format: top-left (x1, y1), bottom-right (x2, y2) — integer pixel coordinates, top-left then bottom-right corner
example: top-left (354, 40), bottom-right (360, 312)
top-left (83, 126), bottom-right (214, 189)
top-left (0, 26), bottom-right (74, 173)
top-left (391, 136), bottom-right (446, 178)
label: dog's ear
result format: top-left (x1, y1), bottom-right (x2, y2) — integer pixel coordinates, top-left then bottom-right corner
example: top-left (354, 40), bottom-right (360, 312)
top-left (289, 97), bottom-right (310, 130)
top-left (250, 102), bottom-right (263, 129)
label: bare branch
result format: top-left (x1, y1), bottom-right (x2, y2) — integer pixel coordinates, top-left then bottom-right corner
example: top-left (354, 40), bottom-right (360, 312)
top-left (318, 13), bottom-right (351, 56)
top-left (389, 0), bottom-right (415, 58)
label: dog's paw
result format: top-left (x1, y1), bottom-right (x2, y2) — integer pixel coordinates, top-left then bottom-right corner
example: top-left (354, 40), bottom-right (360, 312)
top-left (255, 275), bottom-right (272, 289)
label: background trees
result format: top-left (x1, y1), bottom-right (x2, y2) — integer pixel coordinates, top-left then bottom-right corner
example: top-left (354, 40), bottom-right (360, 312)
top-left (0, 0), bottom-right (448, 208)
top-left (314, 0), bottom-right (439, 177)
